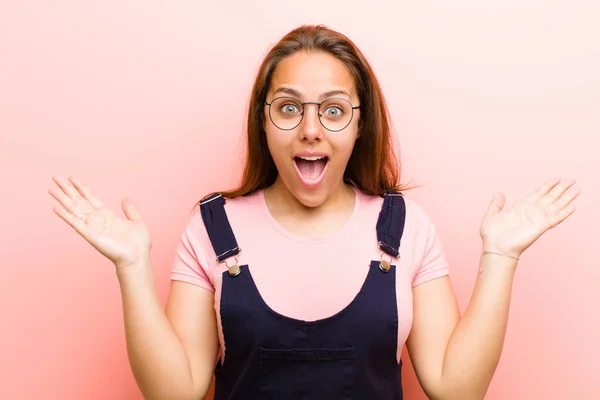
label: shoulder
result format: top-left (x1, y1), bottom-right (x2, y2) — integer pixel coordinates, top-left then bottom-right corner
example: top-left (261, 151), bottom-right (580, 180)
top-left (354, 189), bottom-right (434, 228)
top-left (177, 191), bottom-right (263, 266)
top-left (193, 190), bottom-right (263, 215)
top-left (403, 196), bottom-right (434, 226)
top-left (398, 196), bottom-right (440, 249)
top-left (186, 190), bottom-right (264, 237)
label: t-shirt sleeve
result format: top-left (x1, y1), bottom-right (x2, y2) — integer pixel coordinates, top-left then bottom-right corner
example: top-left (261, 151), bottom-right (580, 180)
top-left (170, 210), bottom-right (215, 292)
top-left (411, 205), bottom-right (450, 287)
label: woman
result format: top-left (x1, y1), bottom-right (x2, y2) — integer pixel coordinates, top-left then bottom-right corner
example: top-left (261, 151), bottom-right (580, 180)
top-left (48, 25), bottom-right (579, 400)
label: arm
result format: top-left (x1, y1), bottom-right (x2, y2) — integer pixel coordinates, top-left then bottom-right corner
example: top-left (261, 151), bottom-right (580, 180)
top-left (48, 176), bottom-right (218, 400)
top-left (407, 256), bottom-right (516, 400)
top-left (407, 178), bottom-right (579, 400)
top-left (118, 262), bottom-right (218, 400)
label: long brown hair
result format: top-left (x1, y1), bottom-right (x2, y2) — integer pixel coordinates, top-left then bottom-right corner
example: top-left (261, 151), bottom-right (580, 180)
top-left (215, 24), bottom-right (411, 199)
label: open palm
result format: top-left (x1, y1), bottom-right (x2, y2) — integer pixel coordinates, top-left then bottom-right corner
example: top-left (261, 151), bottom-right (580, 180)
top-left (480, 178), bottom-right (580, 257)
top-left (49, 176), bottom-right (151, 269)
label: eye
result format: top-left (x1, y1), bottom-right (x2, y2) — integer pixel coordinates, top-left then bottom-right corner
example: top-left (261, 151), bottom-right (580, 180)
top-left (323, 105), bottom-right (343, 118)
top-left (280, 103), bottom-right (300, 114)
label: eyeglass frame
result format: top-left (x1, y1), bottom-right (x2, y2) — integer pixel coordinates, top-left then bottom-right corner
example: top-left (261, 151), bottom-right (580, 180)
top-left (264, 96), bottom-right (361, 132)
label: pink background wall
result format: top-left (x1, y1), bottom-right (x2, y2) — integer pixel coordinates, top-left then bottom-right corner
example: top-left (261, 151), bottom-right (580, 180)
top-left (1, 1), bottom-right (599, 399)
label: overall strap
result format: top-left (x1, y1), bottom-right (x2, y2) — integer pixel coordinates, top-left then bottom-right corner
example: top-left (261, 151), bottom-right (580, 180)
top-left (198, 194), bottom-right (241, 262)
top-left (376, 191), bottom-right (406, 259)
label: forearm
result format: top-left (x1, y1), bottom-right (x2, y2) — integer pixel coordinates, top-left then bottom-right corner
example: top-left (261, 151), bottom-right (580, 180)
top-left (439, 251), bottom-right (518, 399)
top-left (117, 259), bottom-right (196, 400)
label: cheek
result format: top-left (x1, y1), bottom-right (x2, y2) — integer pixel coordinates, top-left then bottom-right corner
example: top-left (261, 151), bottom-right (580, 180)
top-left (332, 132), bottom-right (359, 159)
top-left (265, 129), bottom-right (287, 163)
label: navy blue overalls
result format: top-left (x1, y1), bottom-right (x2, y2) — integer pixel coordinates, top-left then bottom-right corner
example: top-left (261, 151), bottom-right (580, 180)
top-left (199, 190), bottom-right (407, 399)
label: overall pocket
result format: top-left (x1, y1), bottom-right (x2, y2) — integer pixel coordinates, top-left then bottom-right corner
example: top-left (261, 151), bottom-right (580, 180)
top-left (258, 347), bottom-right (356, 400)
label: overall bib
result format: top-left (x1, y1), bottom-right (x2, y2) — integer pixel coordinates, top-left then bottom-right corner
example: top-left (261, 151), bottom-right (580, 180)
top-left (200, 191), bottom-right (407, 399)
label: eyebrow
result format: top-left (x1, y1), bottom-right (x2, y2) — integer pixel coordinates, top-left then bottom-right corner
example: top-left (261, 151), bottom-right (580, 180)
top-left (272, 87), bottom-right (352, 101)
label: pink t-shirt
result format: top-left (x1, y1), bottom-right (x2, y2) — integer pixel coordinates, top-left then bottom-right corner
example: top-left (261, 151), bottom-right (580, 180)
top-left (170, 188), bottom-right (449, 362)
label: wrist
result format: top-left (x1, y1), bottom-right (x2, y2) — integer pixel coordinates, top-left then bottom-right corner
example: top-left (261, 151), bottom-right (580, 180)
top-left (115, 253), bottom-right (152, 282)
top-left (481, 240), bottom-right (522, 259)
top-left (479, 246), bottom-right (520, 274)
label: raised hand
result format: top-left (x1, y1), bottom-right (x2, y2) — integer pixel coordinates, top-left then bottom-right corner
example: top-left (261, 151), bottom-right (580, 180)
top-left (480, 178), bottom-right (580, 258)
top-left (48, 176), bottom-right (152, 270)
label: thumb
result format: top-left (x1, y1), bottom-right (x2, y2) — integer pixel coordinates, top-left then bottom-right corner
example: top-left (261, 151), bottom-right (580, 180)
top-left (122, 197), bottom-right (145, 223)
top-left (486, 192), bottom-right (506, 216)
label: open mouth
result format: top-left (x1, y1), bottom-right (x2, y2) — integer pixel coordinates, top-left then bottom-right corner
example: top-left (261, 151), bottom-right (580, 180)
top-left (293, 155), bottom-right (329, 186)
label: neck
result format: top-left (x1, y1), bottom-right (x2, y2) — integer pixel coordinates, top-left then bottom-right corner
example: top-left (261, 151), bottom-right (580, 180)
top-left (264, 177), bottom-right (355, 220)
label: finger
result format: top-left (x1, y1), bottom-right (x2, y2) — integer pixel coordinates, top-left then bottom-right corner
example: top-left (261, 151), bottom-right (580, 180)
top-left (548, 203), bottom-right (577, 229)
top-left (543, 178), bottom-right (577, 204)
top-left (52, 176), bottom-right (83, 201)
top-left (53, 203), bottom-right (86, 235)
top-left (69, 176), bottom-right (105, 209)
top-left (486, 192), bottom-right (505, 215)
top-left (48, 185), bottom-right (77, 215)
top-left (555, 186), bottom-right (581, 210)
top-left (525, 178), bottom-right (561, 203)
top-left (48, 184), bottom-right (90, 220)
top-left (122, 197), bottom-right (145, 223)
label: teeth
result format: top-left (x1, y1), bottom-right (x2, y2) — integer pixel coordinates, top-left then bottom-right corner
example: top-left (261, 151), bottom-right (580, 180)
top-left (297, 156), bottom-right (326, 161)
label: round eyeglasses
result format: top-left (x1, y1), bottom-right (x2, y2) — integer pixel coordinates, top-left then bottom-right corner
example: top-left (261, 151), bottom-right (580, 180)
top-left (265, 97), bottom-right (360, 132)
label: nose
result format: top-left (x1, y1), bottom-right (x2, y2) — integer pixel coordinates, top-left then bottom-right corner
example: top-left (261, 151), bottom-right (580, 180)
top-left (298, 103), bottom-right (323, 142)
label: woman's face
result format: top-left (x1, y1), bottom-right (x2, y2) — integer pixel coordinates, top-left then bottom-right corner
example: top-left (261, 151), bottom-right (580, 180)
top-left (264, 51), bottom-right (361, 208)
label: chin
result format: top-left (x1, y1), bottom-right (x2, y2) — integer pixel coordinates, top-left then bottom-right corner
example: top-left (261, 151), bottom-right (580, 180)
top-left (277, 176), bottom-right (329, 209)
top-left (273, 165), bottom-right (342, 209)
